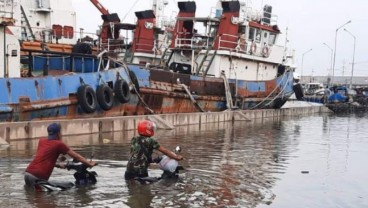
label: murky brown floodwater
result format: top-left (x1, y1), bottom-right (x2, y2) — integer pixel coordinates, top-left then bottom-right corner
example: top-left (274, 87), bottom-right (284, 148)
top-left (1, 113), bottom-right (368, 208)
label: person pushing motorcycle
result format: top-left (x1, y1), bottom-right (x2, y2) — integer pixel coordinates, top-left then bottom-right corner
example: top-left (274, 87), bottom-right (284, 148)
top-left (24, 123), bottom-right (97, 190)
top-left (124, 120), bottom-right (183, 180)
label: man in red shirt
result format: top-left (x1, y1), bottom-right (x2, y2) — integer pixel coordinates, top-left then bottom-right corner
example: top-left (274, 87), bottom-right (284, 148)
top-left (24, 123), bottom-right (96, 189)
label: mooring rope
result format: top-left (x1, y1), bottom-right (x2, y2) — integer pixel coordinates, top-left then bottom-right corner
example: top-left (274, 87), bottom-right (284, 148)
top-left (110, 57), bottom-right (154, 114)
top-left (249, 70), bottom-right (291, 110)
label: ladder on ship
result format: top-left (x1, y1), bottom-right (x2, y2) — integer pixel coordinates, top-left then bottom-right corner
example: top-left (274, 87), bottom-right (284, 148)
top-left (180, 83), bottom-right (204, 112)
top-left (20, 5), bottom-right (35, 41)
top-left (196, 48), bottom-right (216, 76)
top-left (160, 47), bottom-right (172, 68)
top-left (220, 71), bottom-right (236, 110)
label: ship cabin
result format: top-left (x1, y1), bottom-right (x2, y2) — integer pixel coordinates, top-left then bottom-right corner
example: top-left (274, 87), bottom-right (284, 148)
top-left (19, 0), bottom-right (78, 47)
top-left (167, 1), bottom-right (286, 81)
top-left (96, 9), bottom-right (170, 67)
top-left (0, 1), bottom-right (20, 78)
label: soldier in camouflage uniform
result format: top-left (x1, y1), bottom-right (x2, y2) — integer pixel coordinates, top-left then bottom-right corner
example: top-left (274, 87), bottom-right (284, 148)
top-left (124, 120), bottom-right (183, 180)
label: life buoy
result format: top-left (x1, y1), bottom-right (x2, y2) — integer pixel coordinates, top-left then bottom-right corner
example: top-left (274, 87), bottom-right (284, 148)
top-left (77, 85), bottom-right (97, 113)
top-left (114, 79), bottom-right (131, 103)
top-left (250, 42), bottom-right (257, 54)
top-left (273, 97), bottom-right (287, 109)
top-left (262, 46), bottom-right (270, 57)
top-left (96, 84), bottom-right (114, 110)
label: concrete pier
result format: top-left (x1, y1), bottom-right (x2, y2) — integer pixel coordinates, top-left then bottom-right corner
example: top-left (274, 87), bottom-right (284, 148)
top-left (0, 106), bottom-right (331, 142)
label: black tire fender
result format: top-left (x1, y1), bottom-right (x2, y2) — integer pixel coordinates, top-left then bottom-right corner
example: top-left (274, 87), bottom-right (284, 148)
top-left (293, 83), bottom-right (304, 100)
top-left (72, 42), bottom-right (92, 54)
top-left (96, 84), bottom-right (114, 110)
top-left (77, 85), bottom-right (97, 113)
top-left (128, 70), bottom-right (140, 93)
top-left (114, 79), bottom-right (131, 103)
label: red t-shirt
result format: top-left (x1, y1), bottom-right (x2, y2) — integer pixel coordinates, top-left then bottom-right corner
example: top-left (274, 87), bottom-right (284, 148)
top-left (26, 138), bottom-right (70, 180)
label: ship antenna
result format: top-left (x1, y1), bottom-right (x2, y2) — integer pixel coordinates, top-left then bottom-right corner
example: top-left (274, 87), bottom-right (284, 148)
top-left (283, 27), bottom-right (289, 63)
top-left (260, 0), bottom-right (264, 11)
top-left (121, 0), bottom-right (142, 22)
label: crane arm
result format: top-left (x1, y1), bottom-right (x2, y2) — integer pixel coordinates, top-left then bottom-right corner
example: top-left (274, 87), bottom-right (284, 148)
top-left (89, 0), bottom-right (109, 15)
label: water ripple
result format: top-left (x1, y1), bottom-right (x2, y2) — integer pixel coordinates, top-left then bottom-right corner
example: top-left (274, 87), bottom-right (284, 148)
top-left (1, 114), bottom-right (368, 207)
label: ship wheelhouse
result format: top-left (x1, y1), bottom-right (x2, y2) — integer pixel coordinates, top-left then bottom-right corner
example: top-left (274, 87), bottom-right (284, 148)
top-left (165, 1), bottom-right (288, 82)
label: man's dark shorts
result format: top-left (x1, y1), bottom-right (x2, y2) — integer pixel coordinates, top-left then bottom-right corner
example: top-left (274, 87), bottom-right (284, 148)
top-left (24, 172), bottom-right (42, 188)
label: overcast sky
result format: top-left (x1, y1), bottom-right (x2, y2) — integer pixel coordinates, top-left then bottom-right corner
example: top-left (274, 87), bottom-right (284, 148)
top-left (72, 0), bottom-right (368, 77)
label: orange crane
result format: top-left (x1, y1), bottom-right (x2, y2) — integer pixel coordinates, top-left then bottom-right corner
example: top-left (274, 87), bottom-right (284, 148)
top-left (87, 0), bottom-right (121, 49)
top-left (89, 0), bottom-right (109, 15)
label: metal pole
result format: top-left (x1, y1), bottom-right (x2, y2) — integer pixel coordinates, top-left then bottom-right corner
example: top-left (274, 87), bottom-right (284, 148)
top-left (344, 28), bottom-right (356, 89)
top-left (323, 43), bottom-right (333, 86)
top-left (332, 20), bottom-right (351, 85)
top-left (301, 48), bottom-right (312, 84)
top-left (322, 43), bottom-right (333, 75)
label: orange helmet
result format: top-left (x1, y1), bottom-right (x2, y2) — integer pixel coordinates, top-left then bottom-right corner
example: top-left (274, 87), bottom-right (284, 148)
top-left (137, 120), bottom-right (156, 137)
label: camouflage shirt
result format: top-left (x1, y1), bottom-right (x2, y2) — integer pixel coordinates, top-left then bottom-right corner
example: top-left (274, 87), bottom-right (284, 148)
top-left (126, 136), bottom-right (160, 174)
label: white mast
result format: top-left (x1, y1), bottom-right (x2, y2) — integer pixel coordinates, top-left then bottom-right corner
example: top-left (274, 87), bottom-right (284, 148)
top-left (152, 0), bottom-right (168, 28)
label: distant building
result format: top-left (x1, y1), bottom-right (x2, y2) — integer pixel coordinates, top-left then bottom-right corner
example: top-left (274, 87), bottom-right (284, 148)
top-left (300, 76), bottom-right (368, 87)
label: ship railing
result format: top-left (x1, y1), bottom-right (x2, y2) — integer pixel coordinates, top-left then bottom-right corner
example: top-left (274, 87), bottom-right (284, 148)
top-left (134, 43), bottom-right (154, 53)
top-left (0, 1), bottom-right (15, 19)
top-left (174, 32), bottom-right (212, 50)
top-left (28, 27), bottom-right (83, 44)
top-left (217, 33), bottom-right (271, 57)
top-left (100, 37), bottom-right (171, 57)
top-left (21, 49), bottom-right (104, 76)
top-left (133, 37), bottom-right (169, 55)
top-left (218, 33), bottom-right (247, 53)
top-left (0, 9), bottom-right (13, 18)
top-left (101, 39), bottom-right (131, 62)
top-left (100, 38), bottom-right (130, 54)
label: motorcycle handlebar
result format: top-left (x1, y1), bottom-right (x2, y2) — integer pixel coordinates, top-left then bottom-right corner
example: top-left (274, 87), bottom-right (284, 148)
top-left (55, 161), bottom-right (93, 172)
top-left (55, 164), bottom-right (63, 169)
top-left (65, 162), bottom-right (88, 172)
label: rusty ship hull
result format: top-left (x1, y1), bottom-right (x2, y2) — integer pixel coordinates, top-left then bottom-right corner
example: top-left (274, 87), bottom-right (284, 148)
top-left (0, 56), bottom-right (294, 122)
top-left (0, 0), bottom-right (295, 123)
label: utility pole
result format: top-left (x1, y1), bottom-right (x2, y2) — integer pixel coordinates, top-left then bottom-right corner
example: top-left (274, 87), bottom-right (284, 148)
top-left (344, 28), bottom-right (356, 88)
top-left (332, 20), bottom-right (351, 85)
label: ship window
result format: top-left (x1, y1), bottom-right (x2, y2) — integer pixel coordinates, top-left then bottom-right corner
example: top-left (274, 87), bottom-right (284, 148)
top-left (255, 29), bottom-right (261, 42)
top-left (209, 26), bottom-right (218, 37)
top-left (248, 28), bottom-right (255, 41)
top-left (52, 24), bottom-right (63, 39)
top-left (167, 31), bottom-right (173, 40)
top-left (183, 21), bottom-right (194, 34)
top-left (238, 26), bottom-right (246, 35)
top-left (11, 50), bottom-right (17, 57)
top-left (63, 26), bottom-right (74, 39)
top-left (268, 33), bottom-right (276, 45)
top-left (262, 31), bottom-right (268, 45)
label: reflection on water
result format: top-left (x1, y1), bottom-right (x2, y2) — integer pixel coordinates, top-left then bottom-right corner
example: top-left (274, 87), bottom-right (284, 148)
top-left (1, 113), bottom-right (368, 207)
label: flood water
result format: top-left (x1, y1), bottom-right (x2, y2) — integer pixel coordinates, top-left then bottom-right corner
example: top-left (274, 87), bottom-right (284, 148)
top-left (1, 113), bottom-right (368, 208)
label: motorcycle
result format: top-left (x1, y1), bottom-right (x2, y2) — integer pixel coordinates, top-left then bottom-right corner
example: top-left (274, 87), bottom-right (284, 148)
top-left (134, 146), bottom-right (184, 184)
top-left (34, 156), bottom-right (97, 192)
